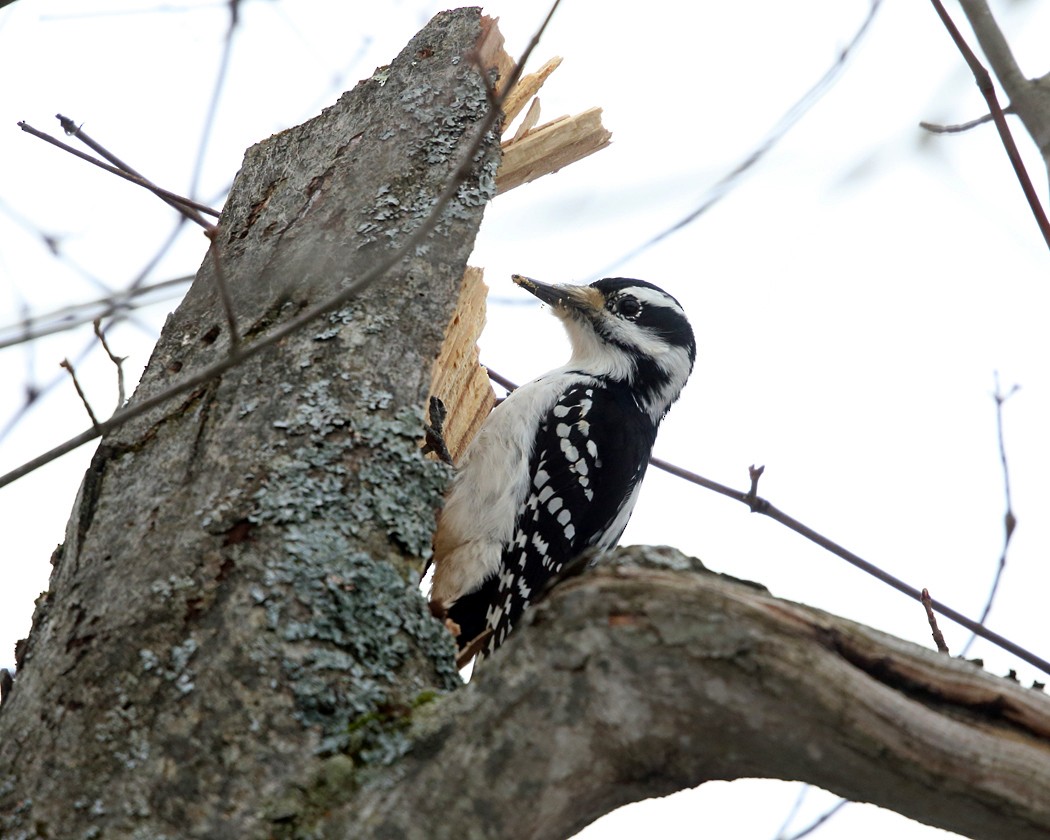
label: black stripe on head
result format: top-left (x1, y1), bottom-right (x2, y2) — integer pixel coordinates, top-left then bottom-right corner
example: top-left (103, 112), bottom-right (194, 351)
top-left (591, 277), bottom-right (685, 309)
top-left (591, 277), bottom-right (696, 364)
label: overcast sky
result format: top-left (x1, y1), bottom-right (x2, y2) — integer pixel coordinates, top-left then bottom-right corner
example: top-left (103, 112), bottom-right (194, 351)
top-left (2, 2), bottom-right (1048, 838)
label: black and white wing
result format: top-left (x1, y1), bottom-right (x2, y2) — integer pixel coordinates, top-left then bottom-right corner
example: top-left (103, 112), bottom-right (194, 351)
top-left (446, 378), bottom-right (657, 653)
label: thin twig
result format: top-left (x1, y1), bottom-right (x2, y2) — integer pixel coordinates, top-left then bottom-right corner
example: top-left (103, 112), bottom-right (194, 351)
top-left (928, 0), bottom-right (1050, 250)
top-left (482, 368), bottom-right (1050, 677)
top-left (59, 358), bottom-right (100, 430)
top-left (486, 367), bottom-right (517, 393)
top-left (0, 2), bottom-right (562, 490)
top-left (779, 799), bottom-right (850, 840)
top-left (56, 114), bottom-right (210, 227)
top-left (772, 785), bottom-right (811, 840)
top-left (186, 0), bottom-right (239, 204)
top-left (92, 319), bottom-right (126, 408)
top-left (659, 456), bottom-right (1050, 675)
top-left (919, 106), bottom-right (1014, 134)
top-left (205, 227), bottom-right (240, 349)
top-left (921, 588), bottom-right (951, 654)
top-left (961, 373), bottom-right (1019, 656)
top-left (593, 0), bottom-right (881, 277)
top-left (745, 464), bottom-right (766, 511)
top-left (16, 121), bottom-right (220, 221)
top-left (989, 373), bottom-right (1021, 618)
top-left (0, 275), bottom-right (193, 349)
top-left (1, 332), bottom-right (99, 444)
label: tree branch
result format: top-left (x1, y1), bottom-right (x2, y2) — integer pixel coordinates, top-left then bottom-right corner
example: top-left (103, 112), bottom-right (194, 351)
top-left (349, 546), bottom-right (1050, 840)
top-left (488, 370), bottom-right (1050, 677)
top-left (956, 0), bottom-right (1025, 90)
top-left (928, 0), bottom-right (1050, 249)
top-left (594, 0), bottom-right (881, 276)
top-left (17, 120), bottom-right (221, 221)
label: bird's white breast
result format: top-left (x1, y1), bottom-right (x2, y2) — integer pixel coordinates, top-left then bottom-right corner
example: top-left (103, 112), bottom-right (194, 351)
top-left (430, 369), bottom-right (588, 605)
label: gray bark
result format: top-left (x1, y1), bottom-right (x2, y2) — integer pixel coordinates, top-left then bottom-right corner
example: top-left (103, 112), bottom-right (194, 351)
top-left (957, 0), bottom-right (1050, 179)
top-left (350, 547), bottom-right (1050, 840)
top-left (0, 8), bottom-right (499, 838)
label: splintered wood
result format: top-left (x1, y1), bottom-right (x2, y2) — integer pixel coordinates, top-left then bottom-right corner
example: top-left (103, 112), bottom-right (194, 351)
top-left (427, 267), bottom-right (495, 465)
top-left (427, 18), bottom-right (611, 463)
top-left (497, 56), bottom-right (611, 194)
top-left (500, 56), bottom-right (563, 125)
top-left (498, 107), bottom-right (610, 193)
top-left (481, 18), bottom-right (611, 193)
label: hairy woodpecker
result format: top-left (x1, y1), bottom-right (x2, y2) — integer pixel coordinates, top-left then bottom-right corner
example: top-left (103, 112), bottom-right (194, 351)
top-left (429, 275), bottom-right (695, 659)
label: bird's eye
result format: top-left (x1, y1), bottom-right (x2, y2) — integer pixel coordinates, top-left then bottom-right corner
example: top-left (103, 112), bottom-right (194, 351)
top-left (617, 296), bottom-right (642, 319)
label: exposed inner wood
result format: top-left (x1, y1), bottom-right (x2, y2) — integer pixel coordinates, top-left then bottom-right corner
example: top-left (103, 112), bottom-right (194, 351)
top-left (501, 56), bottom-right (563, 124)
top-left (498, 107), bottom-right (612, 194)
top-left (428, 27), bottom-right (611, 461)
top-left (478, 15), bottom-right (515, 93)
top-left (427, 267), bottom-right (495, 465)
top-left (511, 96), bottom-right (543, 143)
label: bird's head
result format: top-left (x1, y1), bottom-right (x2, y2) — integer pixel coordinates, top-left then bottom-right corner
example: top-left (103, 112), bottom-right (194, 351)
top-left (512, 274), bottom-right (696, 422)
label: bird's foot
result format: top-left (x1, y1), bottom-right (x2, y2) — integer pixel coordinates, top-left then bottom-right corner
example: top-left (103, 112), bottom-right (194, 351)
top-left (422, 395), bottom-right (454, 466)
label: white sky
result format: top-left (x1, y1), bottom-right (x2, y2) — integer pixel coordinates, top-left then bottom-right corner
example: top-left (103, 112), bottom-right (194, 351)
top-left (1, 2), bottom-right (1048, 838)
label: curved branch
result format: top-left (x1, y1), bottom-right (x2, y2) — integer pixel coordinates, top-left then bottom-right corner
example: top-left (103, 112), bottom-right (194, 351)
top-left (348, 546), bottom-right (1050, 840)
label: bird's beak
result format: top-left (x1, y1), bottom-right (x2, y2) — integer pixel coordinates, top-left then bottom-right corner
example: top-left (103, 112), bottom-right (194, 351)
top-left (512, 275), bottom-right (601, 314)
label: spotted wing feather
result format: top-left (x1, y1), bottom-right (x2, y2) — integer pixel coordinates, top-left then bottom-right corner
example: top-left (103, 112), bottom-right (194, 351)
top-left (446, 378), bottom-right (657, 653)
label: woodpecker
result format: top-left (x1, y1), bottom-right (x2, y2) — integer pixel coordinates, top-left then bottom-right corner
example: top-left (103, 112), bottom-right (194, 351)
top-left (429, 274), bottom-right (695, 660)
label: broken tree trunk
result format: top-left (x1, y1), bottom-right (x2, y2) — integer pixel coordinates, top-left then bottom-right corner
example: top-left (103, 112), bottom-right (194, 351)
top-left (0, 9), bottom-right (502, 837)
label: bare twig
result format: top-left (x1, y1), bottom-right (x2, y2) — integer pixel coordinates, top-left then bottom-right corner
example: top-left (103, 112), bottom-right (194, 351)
top-left (922, 588), bottom-right (951, 654)
top-left (486, 368), bottom-right (517, 394)
top-left (594, 0), bottom-right (881, 276)
top-left (59, 358), bottom-right (100, 430)
top-left (92, 319), bottom-right (126, 408)
top-left (655, 455), bottom-right (1050, 675)
top-left (961, 374), bottom-right (1020, 656)
top-left (779, 799), bottom-right (850, 840)
top-left (772, 785), bottom-right (811, 840)
top-left (0, 2), bottom-right (562, 491)
top-left (204, 228), bottom-right (240, 349)
top-left (1, 331), bottom-right (102, 445)
top-left (186, 0), bottom-right (240, 204)
top-left (745, 464), bottom-right (766, 511)
top-left (0, 276), bottom-right (193, 350)
top-left (0, 278), bottom-right (178, 450)
top-left (920, 106), bottom-right (1014, 134)
top-left (928, 0), bottom-right (1050, 250)
top-left (16, 121), bottom-right (221, 221)
top-left (56, 114), bottom-right (210, 227)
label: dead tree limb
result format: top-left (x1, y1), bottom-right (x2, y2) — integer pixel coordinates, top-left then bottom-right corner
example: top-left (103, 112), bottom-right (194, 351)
top-left (348, 546), bottom-right (1050, 840)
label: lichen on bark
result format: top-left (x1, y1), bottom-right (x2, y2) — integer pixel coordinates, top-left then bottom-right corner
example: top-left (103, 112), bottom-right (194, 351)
top-left (0, 9), bottom-right (499, 838)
